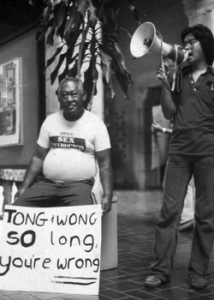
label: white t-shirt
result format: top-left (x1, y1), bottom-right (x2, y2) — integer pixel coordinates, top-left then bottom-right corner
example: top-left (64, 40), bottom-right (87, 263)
top-left (37, 110), bottom-right (111, 183)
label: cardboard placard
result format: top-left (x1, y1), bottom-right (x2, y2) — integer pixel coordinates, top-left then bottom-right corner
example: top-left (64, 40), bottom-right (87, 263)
top-left (0, 204), bottom-right (102, 295)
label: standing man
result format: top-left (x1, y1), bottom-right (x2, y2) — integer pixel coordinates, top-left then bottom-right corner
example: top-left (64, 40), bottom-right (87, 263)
top-left (13, 77), bottom-right (113, 214)
top-left (145, 24), bottom-right (214, 289)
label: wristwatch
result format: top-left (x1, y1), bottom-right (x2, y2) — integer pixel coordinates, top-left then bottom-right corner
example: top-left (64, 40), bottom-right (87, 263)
top-left (162, 128), bottom-right (166, 133)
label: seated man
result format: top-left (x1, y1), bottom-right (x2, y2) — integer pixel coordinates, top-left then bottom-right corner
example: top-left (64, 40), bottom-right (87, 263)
top-left (13, 77), bottom-right (113, 214)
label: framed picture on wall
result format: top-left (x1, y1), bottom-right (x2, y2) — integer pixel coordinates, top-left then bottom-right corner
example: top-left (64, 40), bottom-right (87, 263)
top-left (0, 57), bottom-right (22, 147)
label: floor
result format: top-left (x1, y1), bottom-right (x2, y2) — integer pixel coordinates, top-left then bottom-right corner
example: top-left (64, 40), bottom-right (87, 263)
top-left (1, 189), bottom-right (214, 300)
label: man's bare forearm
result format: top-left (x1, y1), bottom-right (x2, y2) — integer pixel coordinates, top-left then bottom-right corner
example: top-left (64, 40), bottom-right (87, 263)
top-left (19, 156), bottom-right (44, 190)
top-left (161, 82), bottom-right (177, 120)
top-left (99, 165), bottom-right (114, 201)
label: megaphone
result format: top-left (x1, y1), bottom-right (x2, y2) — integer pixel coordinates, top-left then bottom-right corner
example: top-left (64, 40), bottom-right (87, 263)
top-left (130, 22), bottom-right (189, 64)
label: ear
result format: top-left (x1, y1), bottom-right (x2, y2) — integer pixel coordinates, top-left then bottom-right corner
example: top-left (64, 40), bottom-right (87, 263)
top-left (82, 91), bottom-right (87, 101)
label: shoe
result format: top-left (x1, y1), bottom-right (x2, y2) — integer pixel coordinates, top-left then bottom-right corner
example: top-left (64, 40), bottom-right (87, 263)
top-left (190, 277), bottom-right (208, 289)
top-left (145, 275), bottom-right (162, 288)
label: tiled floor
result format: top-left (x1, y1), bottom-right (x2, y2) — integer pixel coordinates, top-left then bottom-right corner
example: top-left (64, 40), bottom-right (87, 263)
top-left (1, 189), bottom-right (214, 299)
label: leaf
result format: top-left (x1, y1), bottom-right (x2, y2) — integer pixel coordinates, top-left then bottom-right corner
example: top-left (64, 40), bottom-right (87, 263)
top-left (126, 4), bottom-right (141, 25)
top-left (67, 52), bottom-right (78, 67)
top-left (83, 59), bottom-right (98, 107)
top-left (46, 44), bottom-right (65, 67)
top-left (55, 1), bottom-right (66, 29)
top-left (87, 0), bottom-right (97, 26)
top-left (115, 69), bottom-right (133, 100)
top-left (77, 0), bottom-right (97, 25)
top-left (100, 50), bottom-right (112, 83)
top-left (103, 72), bottom-right (115, 99)
top-left (46, 23), bottom-right (56, 45)
top-left (64, 6), bottom-right (82, 45)
top-left (41, 0), bottom-right (53, 29)
top-left (100, 39), bottom-right (133, 99)
top-left (58, 64), bottom-right (69, 84)
top-left (113, 41), bottom-right (128, 71)
top-left (68, 59), bottom-right (78, 77)
top-left (77, 0), bottom-right (88, 16)
top-left (71, 41), bottom-right (89, 66)
top-left (90, 32), bottom-right (96, 57)
top-left (55, 0), bottom-right (67, 38)
top-left (101, 39), bottom-right (128, 74)
top-left (50, 52), bottom-right (66, 84)
top-left (36, 0), bottom-right (53, 40)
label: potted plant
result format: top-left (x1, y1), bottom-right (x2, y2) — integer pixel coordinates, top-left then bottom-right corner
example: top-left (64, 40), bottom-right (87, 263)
top-left (34, 0), bottom-right (140, 115)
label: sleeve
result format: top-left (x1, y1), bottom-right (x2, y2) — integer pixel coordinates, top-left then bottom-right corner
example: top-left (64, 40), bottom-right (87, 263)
top-left (94, 120), bottom-right (111, 152)
top-left (37, 118), bottom-right (50, 149)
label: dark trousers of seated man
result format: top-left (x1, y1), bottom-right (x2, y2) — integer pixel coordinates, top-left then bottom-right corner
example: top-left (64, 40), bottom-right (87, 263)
top-left (13, 175), bottom-right (94, 207)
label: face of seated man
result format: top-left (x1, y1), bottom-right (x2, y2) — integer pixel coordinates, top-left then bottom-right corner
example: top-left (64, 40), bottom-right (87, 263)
top-left (59, 80), bottom-right (86, 122)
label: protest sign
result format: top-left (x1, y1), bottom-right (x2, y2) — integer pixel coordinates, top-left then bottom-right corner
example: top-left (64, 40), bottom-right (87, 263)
top-left (0, 204), bottom-right (102, 295)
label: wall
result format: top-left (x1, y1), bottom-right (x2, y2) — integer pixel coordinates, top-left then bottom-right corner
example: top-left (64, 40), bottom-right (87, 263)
top-left (0, 28), bottom-right (40, 168)
top-left (183, 0), bottom-right (214, 28)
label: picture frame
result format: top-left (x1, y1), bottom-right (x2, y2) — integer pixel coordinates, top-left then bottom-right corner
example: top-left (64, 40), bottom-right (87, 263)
top-left (0, 57), bottom-right (22, 147)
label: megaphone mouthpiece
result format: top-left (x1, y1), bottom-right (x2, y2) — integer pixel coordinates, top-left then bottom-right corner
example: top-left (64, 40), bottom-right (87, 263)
top-left (165, 45), bottom-right (190, 64)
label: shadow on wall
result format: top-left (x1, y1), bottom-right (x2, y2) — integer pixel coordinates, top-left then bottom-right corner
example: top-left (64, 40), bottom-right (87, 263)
top-left (110, 109), bottom-right (138, 190)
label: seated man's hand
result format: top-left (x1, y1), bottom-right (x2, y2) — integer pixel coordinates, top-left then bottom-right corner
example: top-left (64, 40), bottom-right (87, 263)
top-left (102, 196), bottom-right (112, 215)
top-left (14, 187), bottom-right (26, 202)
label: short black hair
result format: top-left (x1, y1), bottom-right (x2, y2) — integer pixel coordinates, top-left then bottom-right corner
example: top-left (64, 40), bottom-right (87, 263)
top-left (181, 24), bottom-right (214, 65)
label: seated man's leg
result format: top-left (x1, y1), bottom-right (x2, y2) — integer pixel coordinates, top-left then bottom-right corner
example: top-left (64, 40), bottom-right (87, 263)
top-left (2, 179), bottom-right (13, 206)
top-left (13, 177), bottom-right (57, 207)
top-left (57, 179), bottom-right (94, 206)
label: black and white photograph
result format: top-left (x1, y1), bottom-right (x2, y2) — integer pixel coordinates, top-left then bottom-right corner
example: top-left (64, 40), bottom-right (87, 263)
top-left (0, 1), bottom-right (214, 300)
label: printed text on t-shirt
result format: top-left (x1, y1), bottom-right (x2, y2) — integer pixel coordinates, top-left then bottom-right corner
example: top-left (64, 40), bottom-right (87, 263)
top-left (50, 136), bottom-right (86, 151)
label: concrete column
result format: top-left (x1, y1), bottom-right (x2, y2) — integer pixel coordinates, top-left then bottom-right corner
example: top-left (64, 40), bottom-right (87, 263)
top-left (182, 0), bottom-right (214, 32)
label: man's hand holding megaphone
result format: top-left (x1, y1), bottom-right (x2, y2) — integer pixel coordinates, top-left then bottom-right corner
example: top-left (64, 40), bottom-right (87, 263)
top-left (156, 59), bottom-right (172, 91)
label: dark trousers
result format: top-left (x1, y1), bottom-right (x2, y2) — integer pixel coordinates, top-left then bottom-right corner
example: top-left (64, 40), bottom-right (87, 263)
top-left (149, 154), bottom-right (214, 281)
top-left (13, 176), bottom-right (94, 207)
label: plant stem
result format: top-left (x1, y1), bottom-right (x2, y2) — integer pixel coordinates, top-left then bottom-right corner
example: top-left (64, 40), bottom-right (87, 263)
top-left (77, 11), bottom-right (90, 78)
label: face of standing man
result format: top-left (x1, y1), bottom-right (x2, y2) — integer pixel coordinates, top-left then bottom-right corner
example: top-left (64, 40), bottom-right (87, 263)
top-left (59, 79), bottom-right (86, 121)
top-left (183, 33), bottom-right (207, 67)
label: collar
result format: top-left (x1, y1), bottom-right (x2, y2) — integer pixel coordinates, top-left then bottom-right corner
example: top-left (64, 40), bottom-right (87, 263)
top-left (179, 62), bottom-right (214, 76)
top-left (207, 66), bottom-right (214, 76)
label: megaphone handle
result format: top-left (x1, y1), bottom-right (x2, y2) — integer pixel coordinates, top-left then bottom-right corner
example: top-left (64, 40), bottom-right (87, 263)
top-left (171, 45), bottom-right (178, 91)
top-left (159, 34), bottom-right (177, 91)
top-left (160, 35), bottom-right (167, 78)
top-left (160, 41), bottom-right (171, 90)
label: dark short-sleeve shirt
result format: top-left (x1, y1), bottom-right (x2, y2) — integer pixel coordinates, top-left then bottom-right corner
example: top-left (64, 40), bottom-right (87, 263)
top-left (169, 64), bottom-right (214, 156)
